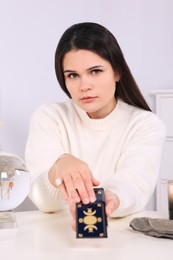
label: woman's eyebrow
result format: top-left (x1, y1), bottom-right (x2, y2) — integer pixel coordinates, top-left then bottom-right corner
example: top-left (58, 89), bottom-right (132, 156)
top-left (87, 65), bottom-right (104, 71)
top-left (63, 65), bottom-right (104, 74)
top-left (63, 69), bottom-right (76, 73)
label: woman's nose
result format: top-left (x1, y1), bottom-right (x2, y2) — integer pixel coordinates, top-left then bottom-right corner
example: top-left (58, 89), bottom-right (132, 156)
top-left (80, 77), bottom-right (93, 92)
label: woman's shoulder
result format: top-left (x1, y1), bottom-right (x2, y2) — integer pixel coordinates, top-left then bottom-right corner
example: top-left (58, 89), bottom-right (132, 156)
top-left (29, 100), bottom-right (78, 126)
top-left (31, 99), bottom-right (74, 117)
top-left (118, 99), bottom-right (166, 133)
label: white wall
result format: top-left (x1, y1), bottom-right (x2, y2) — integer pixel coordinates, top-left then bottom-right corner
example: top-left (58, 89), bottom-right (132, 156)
top-left (1, 0), bottom-right (173, 210)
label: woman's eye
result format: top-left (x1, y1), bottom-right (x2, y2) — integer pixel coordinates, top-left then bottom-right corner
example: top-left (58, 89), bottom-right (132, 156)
top-left (91, 69), bottom-right (102, 75)
top-left (68, 73), bottom-right (78, 79)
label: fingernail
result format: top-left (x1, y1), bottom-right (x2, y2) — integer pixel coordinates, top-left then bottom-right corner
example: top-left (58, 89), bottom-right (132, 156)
top-left (83, 197), bottom-right (89, 204)
top-left (75, 197), bottom-right (80, 203)
top-left (90, 196), bottom-right (96, 203)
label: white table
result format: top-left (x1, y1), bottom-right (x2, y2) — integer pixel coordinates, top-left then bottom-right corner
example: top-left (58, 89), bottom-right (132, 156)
top-left (0, 209), bottom-right (172, 260)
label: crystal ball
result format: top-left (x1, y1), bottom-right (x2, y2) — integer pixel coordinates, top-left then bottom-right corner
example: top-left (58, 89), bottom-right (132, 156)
top-left (0, 153), bottom-right (30, 211)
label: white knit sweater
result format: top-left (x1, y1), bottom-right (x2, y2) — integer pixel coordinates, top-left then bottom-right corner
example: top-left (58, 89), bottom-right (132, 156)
top-left (25, 98), bottom-right (166, 217)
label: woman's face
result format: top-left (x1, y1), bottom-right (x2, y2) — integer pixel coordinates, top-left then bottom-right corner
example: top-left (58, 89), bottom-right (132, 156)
top-left (63, 49), bottom-right (119, 119)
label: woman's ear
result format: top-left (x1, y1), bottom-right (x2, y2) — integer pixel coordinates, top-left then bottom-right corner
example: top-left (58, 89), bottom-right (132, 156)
top-left (116, 75), bottom-right (120, 83)
top-left (114, 71), bottom-right (120, 83)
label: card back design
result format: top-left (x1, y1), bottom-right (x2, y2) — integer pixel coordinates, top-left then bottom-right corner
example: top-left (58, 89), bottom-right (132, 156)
top-left (76, 188), bottom-right (108, 238)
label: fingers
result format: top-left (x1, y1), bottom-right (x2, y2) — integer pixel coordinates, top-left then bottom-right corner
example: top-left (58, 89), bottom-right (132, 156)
top-left (71, 218), bottom-right (76, 231)
top-left (58, 183), bottom-right (70, 201)
top-left (91, 176), bottom-right (100, 187)
top-left (61, 171), bottom-right (99, 204)
top-left (62, 174), bottom-right (81, 203)
top-left (52, 154), bottom-right (100, 204)
top-left (106, 202), bottom-right (116, 216)
top-left (58, 174), bottom-right (96, 204)
top-left (69, 197), bottom-right (76, 218)
top-left (105, 190), bottom-right (120, 217)
top-left (69, 198), bottom-right (76, 231)
top-left (72, 172), bottom-right (97, 204)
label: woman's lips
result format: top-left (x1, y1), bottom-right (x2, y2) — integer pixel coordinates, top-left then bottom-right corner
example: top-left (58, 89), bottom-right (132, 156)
top-left (80, 96), bottom-right (97, 103)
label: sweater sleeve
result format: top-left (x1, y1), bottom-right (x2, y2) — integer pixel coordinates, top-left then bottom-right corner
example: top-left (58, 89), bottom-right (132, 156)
top-left (104, 112), bottom-right (166, 218)
top-left (25, 103), bottom-right (67, 212)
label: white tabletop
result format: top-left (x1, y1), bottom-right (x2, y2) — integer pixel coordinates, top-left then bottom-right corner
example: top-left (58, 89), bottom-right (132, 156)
top-left (0, 209), bottom-right (172, 260)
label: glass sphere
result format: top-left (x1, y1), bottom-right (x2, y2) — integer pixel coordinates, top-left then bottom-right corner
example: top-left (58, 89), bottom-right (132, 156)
top-left (0, 153), bottom-right (30, 211)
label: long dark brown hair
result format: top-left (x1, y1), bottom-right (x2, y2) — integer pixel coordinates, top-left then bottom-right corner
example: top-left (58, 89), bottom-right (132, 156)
top-left (55, 22), bottom-right (151, 111)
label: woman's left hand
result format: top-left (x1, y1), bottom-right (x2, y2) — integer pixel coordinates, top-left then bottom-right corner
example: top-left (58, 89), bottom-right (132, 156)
top-left (69, 189), bottom-right (120, 231)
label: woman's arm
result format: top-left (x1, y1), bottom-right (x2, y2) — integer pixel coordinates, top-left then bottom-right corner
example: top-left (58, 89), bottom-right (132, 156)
top-left (104, 114), bottom-right (166, 217)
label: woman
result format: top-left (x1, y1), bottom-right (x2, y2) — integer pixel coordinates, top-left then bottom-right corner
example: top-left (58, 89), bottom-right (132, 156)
top-left (25, 22), bottom-right (166, 229)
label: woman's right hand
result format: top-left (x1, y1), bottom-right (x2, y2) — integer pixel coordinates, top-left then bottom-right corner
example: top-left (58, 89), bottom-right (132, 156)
top-left (48, 154), bottom-right (100, 204)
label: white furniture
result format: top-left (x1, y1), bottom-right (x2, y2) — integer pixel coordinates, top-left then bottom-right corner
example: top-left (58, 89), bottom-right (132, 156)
top-left (0, 209), bottom-right (172, 260)
top-left (153, 89), bottom-right (173, 215)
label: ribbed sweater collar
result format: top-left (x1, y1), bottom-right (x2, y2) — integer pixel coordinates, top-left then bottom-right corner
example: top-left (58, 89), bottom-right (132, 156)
top-left (73, 99), bottom-right (122, 131)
